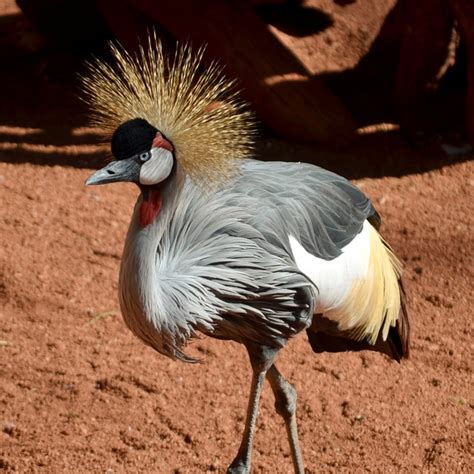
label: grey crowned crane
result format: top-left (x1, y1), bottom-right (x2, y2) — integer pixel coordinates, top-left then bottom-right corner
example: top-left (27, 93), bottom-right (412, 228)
top-left (84, 37), bottom-right (410, 474)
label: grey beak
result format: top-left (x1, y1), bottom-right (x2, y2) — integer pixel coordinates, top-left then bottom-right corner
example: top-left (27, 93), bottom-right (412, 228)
top-left (85, 158), bottom-right (140, 186)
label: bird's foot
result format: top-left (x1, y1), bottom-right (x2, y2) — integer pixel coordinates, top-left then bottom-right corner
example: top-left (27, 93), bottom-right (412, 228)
top-left (227, 459), bottom-right (249, 474)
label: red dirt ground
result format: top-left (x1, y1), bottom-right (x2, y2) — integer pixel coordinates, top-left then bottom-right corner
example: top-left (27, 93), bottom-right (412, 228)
top-left (1, 1), bottom-right (473, 473)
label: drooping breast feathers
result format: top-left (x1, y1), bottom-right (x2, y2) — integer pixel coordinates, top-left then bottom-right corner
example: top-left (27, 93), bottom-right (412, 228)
top-left (124, 181), bottom-right (315, 361)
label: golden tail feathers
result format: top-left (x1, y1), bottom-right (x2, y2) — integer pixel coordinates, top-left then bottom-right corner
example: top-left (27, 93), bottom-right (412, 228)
top-left (308, 224), bottom-right (410, 361)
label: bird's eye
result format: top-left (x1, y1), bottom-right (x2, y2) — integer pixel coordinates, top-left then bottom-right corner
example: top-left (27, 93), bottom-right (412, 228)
top-left (139, 152), bottom-right (150, 162)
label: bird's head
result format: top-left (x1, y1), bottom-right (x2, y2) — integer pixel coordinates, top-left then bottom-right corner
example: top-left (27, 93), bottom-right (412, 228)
top-left (82, 37), bottom-right (255, 197)
top-left (86, 118), bottom-right (175, 188)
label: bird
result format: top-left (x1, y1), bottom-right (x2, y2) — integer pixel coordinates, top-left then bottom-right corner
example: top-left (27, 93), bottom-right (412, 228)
top-left (83, 35), bottom-right (410, 474)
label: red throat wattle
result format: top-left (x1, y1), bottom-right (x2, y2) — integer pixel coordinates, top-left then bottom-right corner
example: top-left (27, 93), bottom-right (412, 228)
top-left (139, 189), bottom-right (163, 227)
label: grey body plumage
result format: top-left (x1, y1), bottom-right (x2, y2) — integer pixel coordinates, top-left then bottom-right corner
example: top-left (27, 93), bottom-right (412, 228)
top-left (118, 160), bottom-right (376, 362)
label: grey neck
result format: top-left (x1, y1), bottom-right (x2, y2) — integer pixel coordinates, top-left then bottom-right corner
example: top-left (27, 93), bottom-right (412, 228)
top-left (117, 166), bottom-right (185, 355)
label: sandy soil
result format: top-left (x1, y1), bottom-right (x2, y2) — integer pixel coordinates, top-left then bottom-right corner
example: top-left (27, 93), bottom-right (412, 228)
top-left (1, 2), bottom-right (473, 473)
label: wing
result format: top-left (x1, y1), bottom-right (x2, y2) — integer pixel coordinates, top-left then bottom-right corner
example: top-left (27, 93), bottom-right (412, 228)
top-left (223, 161), bottom-right (409, 360)
top-left (227, 160), bottom-right (379, 260)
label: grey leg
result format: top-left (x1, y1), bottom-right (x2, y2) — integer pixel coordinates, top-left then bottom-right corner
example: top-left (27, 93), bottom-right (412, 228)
top-left (227, 345), bottom-right (277, 474)
top-left (267, 365), bottom-right (304, 474)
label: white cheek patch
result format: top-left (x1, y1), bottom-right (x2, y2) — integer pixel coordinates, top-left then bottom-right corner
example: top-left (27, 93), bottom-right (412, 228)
top-left (139, 148), bottom-right (174, 185)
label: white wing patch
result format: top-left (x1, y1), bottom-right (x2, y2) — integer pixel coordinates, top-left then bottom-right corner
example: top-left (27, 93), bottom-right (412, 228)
top-left (289, 220), bottom-right (371, 313)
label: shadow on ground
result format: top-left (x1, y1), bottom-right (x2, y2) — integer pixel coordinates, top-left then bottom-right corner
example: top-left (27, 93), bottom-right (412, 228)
top-left (0, 10), bottom-right (472, 179)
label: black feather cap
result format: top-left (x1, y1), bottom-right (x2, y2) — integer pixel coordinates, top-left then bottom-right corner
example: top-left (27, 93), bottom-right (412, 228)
top-left (111, 118), bottom-right (158, 160)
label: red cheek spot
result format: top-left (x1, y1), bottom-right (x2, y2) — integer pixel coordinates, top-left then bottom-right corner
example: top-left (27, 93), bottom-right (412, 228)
top-left (152, 132), bottom-right (173, 152)
top-left (139, 189), bottom-right (163, 227)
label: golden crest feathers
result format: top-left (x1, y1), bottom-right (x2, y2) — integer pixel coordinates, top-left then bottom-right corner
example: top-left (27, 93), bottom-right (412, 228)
top-left (81, 33), bottom-right (255, 185)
